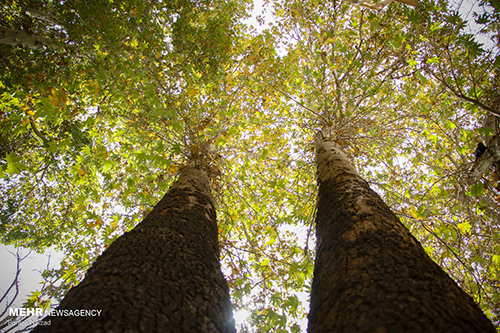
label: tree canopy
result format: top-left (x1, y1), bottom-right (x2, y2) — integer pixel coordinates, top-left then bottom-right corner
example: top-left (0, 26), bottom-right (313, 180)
top-left (1, 0), bottom-right (499, 331)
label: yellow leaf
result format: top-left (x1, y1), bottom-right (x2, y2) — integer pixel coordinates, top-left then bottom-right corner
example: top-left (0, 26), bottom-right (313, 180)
top-left (187, 87), bottom-right (197, 97)
top-left (49, 88), bottom-right (62, 106)
top-left (264, 225), bottom-right (274, 234)
top-left (169, 165), bottom-right (179, 174)
top-left (192, 69), bottom-right (202, 79)
top-left (78, 166), bottom-right (86, 177)
top-left (409, 206), bottom-right (422, 220)
top-left (457, 222), bottom-right (472, 234)
top-left (49, 96), bottom-right (59, 106)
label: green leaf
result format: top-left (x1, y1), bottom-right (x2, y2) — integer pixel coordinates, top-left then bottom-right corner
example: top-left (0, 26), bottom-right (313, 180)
top-left (469, 183), bottom-right (484, 197)
top-left (5, 153), bottom-right (27, 176)
top-left (172, 143), bottom-right (182, 154)
top-left (284, 295), bottom-right (299, 312)
top-left (430, 21), bottom-right (442, 31)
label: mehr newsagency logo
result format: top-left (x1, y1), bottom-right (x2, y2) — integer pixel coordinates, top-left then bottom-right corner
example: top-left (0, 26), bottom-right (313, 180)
top-left (9, 307), bottom-right (102, 317)
top-left (1, 308), bottom-right (102, 331)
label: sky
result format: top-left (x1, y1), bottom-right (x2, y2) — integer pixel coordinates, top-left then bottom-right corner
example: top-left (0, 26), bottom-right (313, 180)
top-left (0, 245), bottom-right (63, 310)
top-left (454, 0), bottom-right (497, 49)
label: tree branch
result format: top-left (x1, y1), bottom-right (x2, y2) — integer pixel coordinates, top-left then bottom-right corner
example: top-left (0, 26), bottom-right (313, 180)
top-left (21, 6), bottom-right (59, 25)
top-left (427, 68), bottom-right (500, 117)
top-left (0, 26), bottom-right (59, 50)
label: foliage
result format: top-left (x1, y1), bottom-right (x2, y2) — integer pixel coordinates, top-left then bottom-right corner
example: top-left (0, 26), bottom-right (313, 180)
top-left (1, 0), bottom-right (499, 331)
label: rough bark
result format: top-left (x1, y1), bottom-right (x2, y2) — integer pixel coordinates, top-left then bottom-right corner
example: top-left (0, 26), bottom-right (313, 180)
top-left (33, 166), bottom-right (235, 332)
top-left (308, 136), bottom-right (496, 333)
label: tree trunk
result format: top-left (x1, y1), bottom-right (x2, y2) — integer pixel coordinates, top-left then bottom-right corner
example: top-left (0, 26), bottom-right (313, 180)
top-left (33, 166), bottom-right (235, 332)
top-left (308, 135), bottom-right (496, 332)
top-left (471, 112), bottom-right (500, 182)
top-left (471, 133), bottom-right (500, 182)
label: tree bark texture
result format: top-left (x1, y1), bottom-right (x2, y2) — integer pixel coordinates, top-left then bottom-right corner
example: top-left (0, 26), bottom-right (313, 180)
top-left (33, 166), bottom-right (235, 332)
top-left (308, 137), bottom-right (496, 333)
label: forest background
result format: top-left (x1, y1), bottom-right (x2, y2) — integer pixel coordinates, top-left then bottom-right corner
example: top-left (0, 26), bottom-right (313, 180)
top-left (0, 0), bottom-right (499, 331)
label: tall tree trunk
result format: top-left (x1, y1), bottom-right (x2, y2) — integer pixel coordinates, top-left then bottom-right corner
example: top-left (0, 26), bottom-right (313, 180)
top-left (33, 166), bottom-right (235, 332)
top-left (308, 134), bottom-right (496, 332)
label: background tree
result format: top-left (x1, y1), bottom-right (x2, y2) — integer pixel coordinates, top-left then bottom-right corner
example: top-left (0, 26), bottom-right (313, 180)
top-left (0, 249), bottom-right (33, 333)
